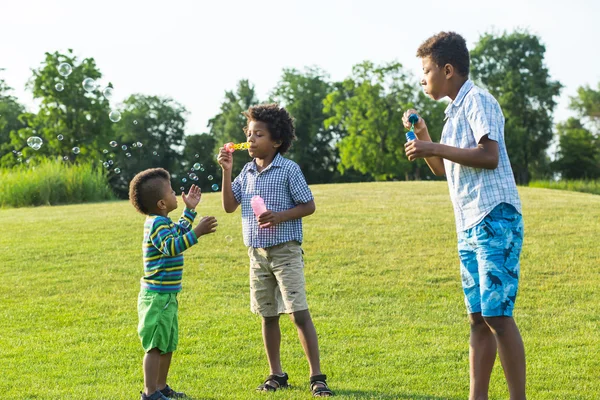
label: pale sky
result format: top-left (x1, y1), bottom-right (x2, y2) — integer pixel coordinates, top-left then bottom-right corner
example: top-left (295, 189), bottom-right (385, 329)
top-left (1, 0), bottom-right (599, 138)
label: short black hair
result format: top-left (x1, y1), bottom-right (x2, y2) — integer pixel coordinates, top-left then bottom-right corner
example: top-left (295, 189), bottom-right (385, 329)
top-left (243, 103), bottom-right (296, 154)
top-left (129, 168), bottom-right (170, 215)
top-left (416, 31), bottom-right (470, 77)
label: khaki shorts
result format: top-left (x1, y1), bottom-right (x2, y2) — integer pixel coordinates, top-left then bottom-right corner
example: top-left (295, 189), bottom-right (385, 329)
top-left (248, 241), bottom-right (308, 317)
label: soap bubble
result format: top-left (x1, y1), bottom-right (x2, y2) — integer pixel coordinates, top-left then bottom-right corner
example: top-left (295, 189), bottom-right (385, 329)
top-left (195, 154), bottom-right (199, 158)
top-left (152, 151), bottom-right (158, 156)
top-left (133, 120), bottom-right (138, 125)
top-left (193, 163), bottom-right (201, 170)
top-left (207, 175), bottom-right (214, 181)
top-left (63, 156), bottom-right (69, 161)
top-left (121, 145), bottom-right (127, 150)
top-left (114, 168), bottom-right (121, 174)
top-left (189, 173), bottom-right (198, 180)
top-left (72, 147), bottom-right (80, 154)
top-left (82, 78), bottom-right (96, 92)
top-left (55, 83), bottom-right (64, 92)
top-left (125, 152), bottom-right (131, 157)
top-left (57, 134), bottom-right (64, 141)
top-left (103, 162), bottom-right (109, 168)
top-left (211, 184), bottom-right (219, 191)
top-left (102, 87), bottom-right (113, 100)
top-left (180, 186), bottom-right (185, 191)
top-left (85, 114), bottom-right (92, 121)
top-left (17, 151), bottom-right (22, 156)
top-left (109, 110), bottom-right (121, 122)
top-left (225, 235), bottom-right (233, 243)
top-left (102, 149), bottom-right (108, 154)
top-left (181, 178), bottom-right (187, 183)
top-left (136, 142), bottom-right (143, 147)
top-left (109, 141), bottom-right (118, 147)
top-left (57, 62), bottom-right (72, 77)
top-left (108, 160), bottom-right (113, 165)
top-left (132, 143), bottom-right (137, 148)
top-left (27, 136), bottom-right (43, 150)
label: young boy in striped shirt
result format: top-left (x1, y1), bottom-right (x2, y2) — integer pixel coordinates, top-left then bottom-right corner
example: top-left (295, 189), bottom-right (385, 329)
top-left (129, 168), bottom-right (218, 400)
top-left (403, 32), bottom-right (526, 400)
top-left (217, 104), bottom-right (333, 397)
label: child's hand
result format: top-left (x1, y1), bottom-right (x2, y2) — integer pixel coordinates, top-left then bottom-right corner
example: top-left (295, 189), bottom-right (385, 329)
top-left (182, 184), bottom-right (201, 210)
top-left (402, 109), bottom-right (426, 133)
top-left (217, 147), bottom-right (233, 171)
top-left (193, 216), bottom-right (218, 237)
top-left (405, 139), bottom-right (436, 161)
top-left (257, 211), bottom-right (282, 228)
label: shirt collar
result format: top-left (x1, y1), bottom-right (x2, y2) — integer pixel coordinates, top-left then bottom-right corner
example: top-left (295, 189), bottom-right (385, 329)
top-left (444, 79), bottom-right (474, 116)
top-left (248, 152), bottom-right (284, 172)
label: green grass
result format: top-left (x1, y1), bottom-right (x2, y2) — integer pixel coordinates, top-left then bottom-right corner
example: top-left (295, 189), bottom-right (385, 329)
top-left (529, 179), bottom-right (600, 195)
top-left (0, 182), bottom-right (598, 399)
top-left (0, 159), bottom-right (114, 208)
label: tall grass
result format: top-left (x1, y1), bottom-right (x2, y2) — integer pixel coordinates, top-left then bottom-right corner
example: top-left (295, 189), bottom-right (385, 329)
top-left (529, 179), bottom-right (600, 195)
top-left (0, 159), bottom-right (115, 208)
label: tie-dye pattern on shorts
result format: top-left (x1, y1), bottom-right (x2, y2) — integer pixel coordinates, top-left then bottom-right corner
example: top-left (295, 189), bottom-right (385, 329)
top-left (457, 203), bottom-right (524, 317)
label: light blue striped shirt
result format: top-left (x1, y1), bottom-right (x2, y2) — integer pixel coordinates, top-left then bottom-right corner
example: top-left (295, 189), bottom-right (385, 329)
top-left (232, 153), bottom-right (313, 248)
top-left (441, 80), bottom-right (522, 232)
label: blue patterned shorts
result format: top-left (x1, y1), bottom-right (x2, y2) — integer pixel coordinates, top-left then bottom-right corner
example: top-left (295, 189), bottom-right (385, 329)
top-left (458, 203), bottom-right (524, 317)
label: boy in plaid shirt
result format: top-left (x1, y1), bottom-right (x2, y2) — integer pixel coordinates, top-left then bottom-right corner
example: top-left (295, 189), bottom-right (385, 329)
top-left (217, 104), bottom-right (333, 397)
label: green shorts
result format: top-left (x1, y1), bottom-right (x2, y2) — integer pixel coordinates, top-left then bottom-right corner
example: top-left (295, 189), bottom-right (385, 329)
top-left (137, 289), bottom-right (179, 354)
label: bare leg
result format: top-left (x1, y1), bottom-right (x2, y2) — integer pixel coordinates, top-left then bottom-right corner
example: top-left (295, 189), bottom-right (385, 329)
top-left (484, 316), bottom-right (526, 400)
top-left (290, 309), bottom-right (322, 377)
top-left (469, 312), bottom-right (497, 400)
top-left (143, 348), bottom-right (161, 395)
top-left (157, 351), bottom-right (172, 391)
top-left (262, 315), bottom-right (283, 375)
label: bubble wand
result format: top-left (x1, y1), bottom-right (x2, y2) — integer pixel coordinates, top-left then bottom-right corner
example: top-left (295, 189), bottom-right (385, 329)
top-left (224, 142), bottom-right (250, 152)
top-left (406, 114), bottom-right (419, 142)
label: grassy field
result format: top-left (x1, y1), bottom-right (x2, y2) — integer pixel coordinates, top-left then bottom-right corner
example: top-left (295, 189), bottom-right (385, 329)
top-left (1, 182), bottom-right (598, 399)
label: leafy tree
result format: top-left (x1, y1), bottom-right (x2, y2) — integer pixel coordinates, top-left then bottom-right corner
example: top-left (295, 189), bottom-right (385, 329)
top-left (570, 83), bottom-right (600, 131)
top-left (207, 80), bottom-right (258, 176)
top-left (270, 67), bottom-right (338, 183)
top-left (553, 118), bottom-right (600, 179)
top-left (15, 50), bottom-right (114, 164)
top-left (470, 30), bottom-right (562, 184)
top-left (0, 72), bottom-right (26, 166)
top-left (181, 133), bottom-right (219, 193)
top-left (323, 61), bottom-right (446, 181)
top-left (110, 94), bottom-right (188, 197)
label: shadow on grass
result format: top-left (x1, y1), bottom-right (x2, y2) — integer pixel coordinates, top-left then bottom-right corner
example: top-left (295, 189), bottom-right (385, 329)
top-left (333, 388), bottom-right (462, 399)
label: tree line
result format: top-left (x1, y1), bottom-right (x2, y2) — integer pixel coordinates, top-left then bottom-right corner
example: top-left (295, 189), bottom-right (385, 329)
top-left (1, 29), bottom-right (598, 199)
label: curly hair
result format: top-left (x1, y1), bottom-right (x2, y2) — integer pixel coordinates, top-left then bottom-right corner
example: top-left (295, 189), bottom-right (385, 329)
top-left (416, 31), bottom-right (470, 77)
top-left (129, 168), bottom-right (171, 215)
top-left (243, 103), bottom-right (296, 154)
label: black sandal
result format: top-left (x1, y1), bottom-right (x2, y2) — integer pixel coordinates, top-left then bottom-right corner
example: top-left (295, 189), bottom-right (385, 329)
top-left (256, 372), bottom-right (290, 392)
top-left (310, 374), bottom-right (333, 397)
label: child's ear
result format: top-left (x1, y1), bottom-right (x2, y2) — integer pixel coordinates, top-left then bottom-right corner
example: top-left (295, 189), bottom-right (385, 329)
top-left (273, 140), bottom-right (282, 148)
top-left (444, 63), bottom-right (455, 80)
top-left (157, 199), bottom-right (167, 210)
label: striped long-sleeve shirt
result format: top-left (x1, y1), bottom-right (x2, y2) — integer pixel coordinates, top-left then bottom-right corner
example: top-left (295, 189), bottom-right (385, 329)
top-left (141, 208), bottom-right (198, 292)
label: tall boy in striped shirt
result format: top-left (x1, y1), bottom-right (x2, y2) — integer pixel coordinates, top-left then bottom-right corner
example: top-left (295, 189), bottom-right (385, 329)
top-left (403, 32), bottom-right (526, 400)
top-left (129, 168), bottom-right (218, 400)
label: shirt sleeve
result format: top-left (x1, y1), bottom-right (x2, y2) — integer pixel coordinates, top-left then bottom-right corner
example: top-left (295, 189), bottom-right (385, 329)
top-left (175, 208), bottom-right (197, 235)
top-left (288, 163), bottom-right (313, 205)
top-left (150, 216), bottom-right (198, 257)
top-left (465, 92), bottom-right (503, 144)
top-left (232, 171), bottom-right (243, 204)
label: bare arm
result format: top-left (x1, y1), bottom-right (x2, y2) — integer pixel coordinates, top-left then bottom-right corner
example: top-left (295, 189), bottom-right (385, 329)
top-left (402, 109), bottom-right (499, 172)
top-left (406, 136), bottom-right (499, 170)
top-left (217, 148), bottom-right (239, 213)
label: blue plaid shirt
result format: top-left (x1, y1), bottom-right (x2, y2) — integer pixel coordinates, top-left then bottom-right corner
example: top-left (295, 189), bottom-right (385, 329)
top-left (441, 79), bottom-right (522, 232)
top-left (232, 153), bottom-right (314, 248)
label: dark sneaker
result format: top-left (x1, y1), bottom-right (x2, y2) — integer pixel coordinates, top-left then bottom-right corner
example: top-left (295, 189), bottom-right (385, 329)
top-left (140, 390), bottom-right (170, 400)
top-left (160, 384), bottom-right (187, 398)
